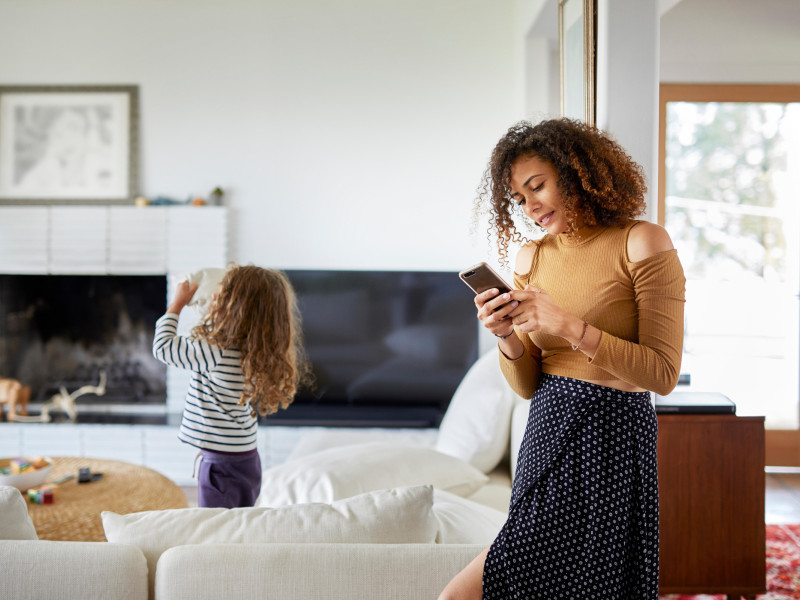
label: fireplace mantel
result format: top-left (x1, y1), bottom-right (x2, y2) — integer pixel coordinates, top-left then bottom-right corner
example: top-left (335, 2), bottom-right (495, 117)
top-left (0, 205), bottom-right (227, 276)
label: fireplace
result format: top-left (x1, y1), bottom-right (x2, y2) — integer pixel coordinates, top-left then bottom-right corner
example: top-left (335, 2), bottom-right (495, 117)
top-left (0, 274), bottom-right (168, 423)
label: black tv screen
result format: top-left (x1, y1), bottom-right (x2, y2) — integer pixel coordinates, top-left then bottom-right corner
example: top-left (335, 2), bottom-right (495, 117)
top-left (269, 269), bottom-right (480, 427)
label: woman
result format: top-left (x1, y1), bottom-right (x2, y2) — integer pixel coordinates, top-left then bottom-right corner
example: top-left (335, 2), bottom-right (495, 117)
top-left (439, 118), bottom-right (685, 599)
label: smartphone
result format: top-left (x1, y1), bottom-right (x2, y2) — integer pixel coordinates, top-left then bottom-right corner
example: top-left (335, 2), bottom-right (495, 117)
top-left (458, 263), bottom-right (512, 308)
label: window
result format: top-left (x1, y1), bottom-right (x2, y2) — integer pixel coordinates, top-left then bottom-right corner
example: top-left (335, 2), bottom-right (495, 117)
top-left (659, 84), bottom-right (800, 436)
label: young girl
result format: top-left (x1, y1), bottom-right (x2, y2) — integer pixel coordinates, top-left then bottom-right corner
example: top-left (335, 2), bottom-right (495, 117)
top-left (153, 265), bottom-right (310, 508)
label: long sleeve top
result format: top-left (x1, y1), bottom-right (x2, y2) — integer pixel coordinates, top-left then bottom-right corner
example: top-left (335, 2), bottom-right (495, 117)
top-left (499, 221), bottom-right (686, 398)
top-left (152, 313), bottom-right (258, 452)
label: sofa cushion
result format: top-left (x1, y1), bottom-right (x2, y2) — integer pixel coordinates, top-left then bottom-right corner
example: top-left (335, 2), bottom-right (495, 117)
top-left (155, 543), bottom-right (486, 600)
top-left (0, 540), bottom-right (147, 600)
top-left (103, 485), bottom-right (437, 600)
top-left (0, 485), bottom-right (38, 540)
top-left (435, 347), bottom-right (519, 473)
top-left (432, 489), bottom-right (507, 545)
top-left (256, 443), bottom-right (488, 507)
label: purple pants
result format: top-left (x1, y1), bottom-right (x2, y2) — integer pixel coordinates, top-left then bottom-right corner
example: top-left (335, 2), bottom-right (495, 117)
top-left (197, 449), bottom-right (262, 509)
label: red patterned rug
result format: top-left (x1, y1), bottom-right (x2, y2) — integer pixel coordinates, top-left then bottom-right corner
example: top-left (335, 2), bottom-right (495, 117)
top-left (659, 524), bottom-right (800, 600)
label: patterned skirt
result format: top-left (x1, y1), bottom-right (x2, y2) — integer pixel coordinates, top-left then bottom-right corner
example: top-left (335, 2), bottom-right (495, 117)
top-left (483, 374), bottom-right (659, 599)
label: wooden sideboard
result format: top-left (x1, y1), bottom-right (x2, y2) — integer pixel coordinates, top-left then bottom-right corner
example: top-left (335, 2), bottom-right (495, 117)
top-left (658, 414), bottom-right (766, 599)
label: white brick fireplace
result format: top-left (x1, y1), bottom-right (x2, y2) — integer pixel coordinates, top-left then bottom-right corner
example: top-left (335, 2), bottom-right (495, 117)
top-left (0, 205), bottom-right (228, 416)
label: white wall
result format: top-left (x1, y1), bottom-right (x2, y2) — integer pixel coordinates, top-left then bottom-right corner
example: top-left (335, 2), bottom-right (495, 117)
top-left (521, 0), bottom-right (560, 122)
top-left (596, 0), bottom-right (660, 221)
top-left (0, 0), bottom-right (520, 271)
top-left (518, 0), bottom-right (660, 220)
top-left (518, 0), bottom-right (800, 225)
top-left (660, 0), bottom-right (800, 84)
top-left (5, 1), bottom-right (793, 274)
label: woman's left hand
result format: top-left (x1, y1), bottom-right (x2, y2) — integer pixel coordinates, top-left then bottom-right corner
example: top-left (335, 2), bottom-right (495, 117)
top-left (507, 285), bottom-right (570, 337)
top-left (509, 285), bottom-right (597, 354)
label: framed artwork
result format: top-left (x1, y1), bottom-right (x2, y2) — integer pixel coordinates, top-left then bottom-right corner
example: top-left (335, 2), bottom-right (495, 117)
top-left (559, 0), bottom-right (596, 126)
top-left (0, 85), bottom-right (138, 205)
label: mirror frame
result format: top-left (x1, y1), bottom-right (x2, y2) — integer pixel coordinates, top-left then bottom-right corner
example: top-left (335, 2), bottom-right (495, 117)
top-left (559, 0), bottom-right (597, 126)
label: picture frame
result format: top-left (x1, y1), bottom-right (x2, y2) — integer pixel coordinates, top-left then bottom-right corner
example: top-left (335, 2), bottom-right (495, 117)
top-left (559, 0), bottom-right (596, 126)
top-left (0, 85), bottom-right (139, 205)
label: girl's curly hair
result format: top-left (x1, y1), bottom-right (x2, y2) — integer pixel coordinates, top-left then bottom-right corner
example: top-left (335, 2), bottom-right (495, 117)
top-left (478, 118), bottom-right (647, 267)
top-left (193, 265), bottom-right (312, 417)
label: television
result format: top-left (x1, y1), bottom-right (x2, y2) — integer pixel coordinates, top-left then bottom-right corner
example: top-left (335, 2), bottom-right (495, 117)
top-left (265, 269), bottom-right (480, 428)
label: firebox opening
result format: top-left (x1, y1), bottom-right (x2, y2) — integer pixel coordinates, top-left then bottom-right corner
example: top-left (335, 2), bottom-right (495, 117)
top-left (0, 274), bottom-right (167, 422)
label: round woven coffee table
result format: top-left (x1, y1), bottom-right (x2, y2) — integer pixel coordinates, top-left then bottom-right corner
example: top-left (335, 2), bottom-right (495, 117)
top-left (27, 456), bottom-right (189, 542)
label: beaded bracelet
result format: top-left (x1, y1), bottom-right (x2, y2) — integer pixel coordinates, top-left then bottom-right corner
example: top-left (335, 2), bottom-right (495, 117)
top-left (495, 330), bottom-right (514, 340)
top-left (571, 321), bottom-right (588, 351)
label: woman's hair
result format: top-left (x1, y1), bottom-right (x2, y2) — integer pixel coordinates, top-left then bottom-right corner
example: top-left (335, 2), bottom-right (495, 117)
top-left (193, 265), bottom-right (312, 417)
top-left (478, 118), bottom-right (647, 267)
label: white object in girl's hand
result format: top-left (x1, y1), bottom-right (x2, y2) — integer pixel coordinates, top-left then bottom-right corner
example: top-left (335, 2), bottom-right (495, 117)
top-left (185, 268), bottom-right (228, 310)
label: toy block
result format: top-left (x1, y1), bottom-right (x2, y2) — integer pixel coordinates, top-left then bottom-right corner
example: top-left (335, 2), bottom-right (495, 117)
top-left (10, 459), bottom-right (33, 474)
top-left (27, 484), bottom-right (59, 504)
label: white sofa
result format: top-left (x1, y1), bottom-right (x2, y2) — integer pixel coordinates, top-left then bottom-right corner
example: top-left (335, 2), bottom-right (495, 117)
top-left (0, 349), bottom-right (529, 600)
top-left (0, 536), bottom-right (486, 600)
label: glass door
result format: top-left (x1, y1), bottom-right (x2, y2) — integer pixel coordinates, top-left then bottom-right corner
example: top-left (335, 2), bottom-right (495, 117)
top-left (659, 85), bottom-right (800, 431)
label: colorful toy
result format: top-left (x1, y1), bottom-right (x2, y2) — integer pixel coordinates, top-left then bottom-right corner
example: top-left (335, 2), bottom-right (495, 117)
top-left (11, 459), bottom-right (33, 474)
top-left (1, 456), bottom-right (51, 475)
top-left (28, 484), bottom-right (59, 504)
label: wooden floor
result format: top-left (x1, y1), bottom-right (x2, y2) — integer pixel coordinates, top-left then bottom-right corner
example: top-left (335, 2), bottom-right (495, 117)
top-left (765, 470), bottom-right (800, 523)
top-left (182, 471), bottom-right (800, 519)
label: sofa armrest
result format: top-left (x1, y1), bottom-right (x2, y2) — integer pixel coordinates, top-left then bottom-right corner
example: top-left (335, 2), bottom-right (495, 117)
top-left (156, 543), bottom-right (485, 600)
top-left (0, 540), bottom-right (148, 600)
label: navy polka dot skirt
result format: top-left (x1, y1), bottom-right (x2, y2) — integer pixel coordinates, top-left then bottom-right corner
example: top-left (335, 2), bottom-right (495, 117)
top-left (483, 374), bottom-right (659, 599)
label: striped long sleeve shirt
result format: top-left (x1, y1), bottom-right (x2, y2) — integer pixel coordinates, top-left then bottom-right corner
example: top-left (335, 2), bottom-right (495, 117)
top-left (153, 313), bottom-right (258, 452)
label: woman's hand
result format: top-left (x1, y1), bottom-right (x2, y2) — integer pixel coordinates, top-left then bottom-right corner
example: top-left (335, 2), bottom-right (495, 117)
top-left (506, 285), bottom-right (567, 336)
top-left (508, 285), bottom-right (597, 355)
top-left (474, 288), bottom-right (519, 337)
top-left (167, 281), bottom-right (199, 315)
top-left (474, 288), bottom-right (526, 359)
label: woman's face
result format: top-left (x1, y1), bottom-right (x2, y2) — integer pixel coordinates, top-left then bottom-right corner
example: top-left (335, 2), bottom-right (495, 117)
top-left (508, 155), bottom-right (569, 235)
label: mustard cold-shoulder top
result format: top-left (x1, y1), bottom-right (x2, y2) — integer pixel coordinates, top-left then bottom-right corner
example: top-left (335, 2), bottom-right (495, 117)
top-left (499, 221), bottom-right (686, 398)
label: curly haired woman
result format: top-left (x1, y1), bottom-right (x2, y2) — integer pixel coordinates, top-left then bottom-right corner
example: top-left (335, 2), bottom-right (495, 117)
top-left (153, 265), bottom-right (311, 508)
top-left (439, 118), bottom-right (685, 599)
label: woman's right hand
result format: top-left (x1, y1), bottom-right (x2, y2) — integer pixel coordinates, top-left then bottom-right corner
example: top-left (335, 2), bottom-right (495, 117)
top-left (475, 289), bottom-right (524, 358)
top-left (475, 288), bottom-right (519, 336)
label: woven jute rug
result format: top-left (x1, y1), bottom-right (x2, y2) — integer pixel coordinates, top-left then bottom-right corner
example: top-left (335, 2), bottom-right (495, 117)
top-left (27, 456), bottom-right (189, 542)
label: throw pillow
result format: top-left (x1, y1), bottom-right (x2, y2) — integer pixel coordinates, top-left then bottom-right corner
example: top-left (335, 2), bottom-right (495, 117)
top-left (435, 347), bottom-right (519, 473)
top-left (103, 485), bottom-right (437, 599)
top-left (287, 428), bottom-right (437, 461)
top-left (433, 488), bottom-right (507, 545)
top-left (255, 443), bottom-right (488, 507)
top-left (0, 485), bottom-right (38, 540)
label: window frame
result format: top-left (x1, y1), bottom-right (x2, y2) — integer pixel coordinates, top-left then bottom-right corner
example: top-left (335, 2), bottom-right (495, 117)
top-left (658, 83), bottom-right (800, 466)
